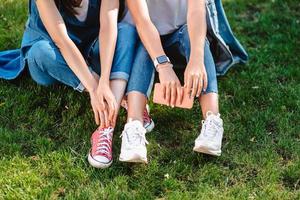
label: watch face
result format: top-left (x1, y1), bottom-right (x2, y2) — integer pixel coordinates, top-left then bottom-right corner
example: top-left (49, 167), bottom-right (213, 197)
top-left (157, 55), bottom-right (169, 64)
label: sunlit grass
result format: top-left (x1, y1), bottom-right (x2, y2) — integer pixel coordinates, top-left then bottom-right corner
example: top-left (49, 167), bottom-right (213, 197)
top-left (0, 0), bottom-right (299, 199)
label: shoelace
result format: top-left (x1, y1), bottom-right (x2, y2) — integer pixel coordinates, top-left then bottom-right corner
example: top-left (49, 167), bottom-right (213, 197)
top-left (94, 127), bottom-right (113, 157)
top-left (202, 116), bottom-right (221, 139)
top-left (120, 126), bottom-right (149, 147)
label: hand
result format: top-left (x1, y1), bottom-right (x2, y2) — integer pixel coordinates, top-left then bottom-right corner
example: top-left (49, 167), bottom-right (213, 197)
top-left (95, 78), bottom-right (118, 128)
top-left (88, 78), bottom-right (117, 128)
top-left (158, 63), bottom-right (183, 107)
top-left (184, 61), bottom-right (208, 98)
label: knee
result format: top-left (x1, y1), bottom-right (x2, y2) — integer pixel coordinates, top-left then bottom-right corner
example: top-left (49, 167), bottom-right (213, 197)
top-left (118, 22), bottom-right (137, 35)
top-left (28, 40), bottom-right (57, 66)
top-left (117, 22), bottom-right (138, 47)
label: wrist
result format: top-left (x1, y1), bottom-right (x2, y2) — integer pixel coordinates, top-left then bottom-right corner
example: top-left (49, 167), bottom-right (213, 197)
top-left (99, 76), bottom-right (110, 84)
top-left (156, 63), bottom-right (173, 74)
top-left (189, 53), bottom-right (204, 66)
top-left (188, 57), bottom-right (204, 67)
top-left (157, 63), bottom-right (173, 73)
top-left (87, 82), bottom-right (98, 94)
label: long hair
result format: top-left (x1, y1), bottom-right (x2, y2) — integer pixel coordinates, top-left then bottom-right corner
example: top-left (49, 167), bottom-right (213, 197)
top-left (54, 0), bottom-right (82, 16)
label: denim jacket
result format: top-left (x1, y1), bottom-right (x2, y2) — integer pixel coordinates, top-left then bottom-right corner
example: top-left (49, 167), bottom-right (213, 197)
top-left (0, 0), bottom-right (100, 80)
top-left (206, 0), bottom-right (248, 75)
top-left (0, 0), bottom-right (248, 79)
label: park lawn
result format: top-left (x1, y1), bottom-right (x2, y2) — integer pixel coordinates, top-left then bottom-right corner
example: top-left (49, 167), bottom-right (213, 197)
top-left (0, 0), bottom-right (299, 199)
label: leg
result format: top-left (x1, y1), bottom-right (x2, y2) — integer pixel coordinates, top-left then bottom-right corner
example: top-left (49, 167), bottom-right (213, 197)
top-left (88, 22), bottom-right (139, 126)
top-left (177, 25), bottom-right (219, 118)
top-left (167, 25), bottom-right (223, 156)
top-left (27, 40), bottom-right (86, 92)
top-left (126, 41), bottom-right (155, 123)
top-left (118, 42), bottom-right (155, 164)
top-left (87, 23), bottom-right (139, 168)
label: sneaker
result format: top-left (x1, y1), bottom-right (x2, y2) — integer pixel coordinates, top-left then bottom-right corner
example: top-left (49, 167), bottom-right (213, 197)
top-left (143, 104), bottom-right (155, 133)
top-left (88, 127), bottom-right (114, 168)
top-left (193, 111), bottom-right (224, 156)
top-left (121, 100), bottom-right (154, 133)
top-left (119, 120), bottom-right (148, 163)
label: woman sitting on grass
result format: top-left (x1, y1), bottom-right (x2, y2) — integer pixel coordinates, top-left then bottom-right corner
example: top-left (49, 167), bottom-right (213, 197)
top-left (114, 0), bottom-right (248, 163)
top-left (0, 0), bottom-right (155, 168)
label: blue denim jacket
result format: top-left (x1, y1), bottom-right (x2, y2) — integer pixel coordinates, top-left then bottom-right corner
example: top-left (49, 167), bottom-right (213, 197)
top-left (0, 0), bottom-right (100, 80)
top-left (0, 0), bottom-right (248, 79)
top-left (206, 0), bottom-right (248, 75)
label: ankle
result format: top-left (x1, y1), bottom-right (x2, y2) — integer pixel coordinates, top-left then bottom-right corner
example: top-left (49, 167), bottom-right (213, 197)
top-left (127, 118), bottom-right (143, 124)
top-left (203, 111), bottom-right (221, 119)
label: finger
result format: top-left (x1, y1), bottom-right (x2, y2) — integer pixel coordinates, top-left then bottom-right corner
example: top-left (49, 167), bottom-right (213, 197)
top-left (107, 99), bottom-right (116, 123)
top-left (112, 101), bottom-right (118, 126)
top-left (104, 108), bottom-right (109, 128)
top-left (162, 84), bottom-right (167, 99)
top-left (184, 72), bottom-right (187, 88)
top-left (203, 72), bottom-right (208, 92)
top-left (170, 82), bottom-right (177, 107)
top-left (186, 75), bottom-right (193, 98)
top-left (191, 75), bottom-right (199, 98)
top-left (165, 83), bottom-right (171, 106)
top-left (196, 78), bottom-right (202, 98)
top-left (198, 74), bottom-right (203, 97)
top-left (93, 107), bottom-right (100, 125)
top-left (99, 111), bottom-right (105, 128)
top-left (177, 86), bottom-right (184, 105)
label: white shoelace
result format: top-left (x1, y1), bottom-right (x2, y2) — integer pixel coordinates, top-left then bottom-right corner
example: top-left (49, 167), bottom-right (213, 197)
top-left (120, 125), bottom-right (148, 147)
top-left (96, 127), bottom-right (113, 155)
top-left (202, 115), bottom-right (221, 140)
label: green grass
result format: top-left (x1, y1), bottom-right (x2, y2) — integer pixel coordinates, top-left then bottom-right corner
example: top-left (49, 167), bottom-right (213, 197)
top-left (0, 0), bottom-right (300, 199)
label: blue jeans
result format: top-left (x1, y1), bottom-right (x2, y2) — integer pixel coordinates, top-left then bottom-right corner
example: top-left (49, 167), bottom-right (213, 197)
top-left (127, 24), bottom-right (218, 98)
top-left (26, 23), bottom-right (138, 92)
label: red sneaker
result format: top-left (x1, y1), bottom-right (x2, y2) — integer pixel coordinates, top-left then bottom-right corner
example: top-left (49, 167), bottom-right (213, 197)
top-left (121, 101), bottom-right (155, 133)
top-left (88, 127), bottom-right (114, 168)
top-left (143, 104), bottom-right (155, 133)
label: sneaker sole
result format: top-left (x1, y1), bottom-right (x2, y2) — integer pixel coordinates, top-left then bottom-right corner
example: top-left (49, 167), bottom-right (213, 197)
top-left (145, 120), bottom-right (155, 133)
top-left (119, 152), bottom-right (148, 164)
top-left (193, 146), bottom-right (221, 156)
top-left (88, 153), bottom-right (113, 169)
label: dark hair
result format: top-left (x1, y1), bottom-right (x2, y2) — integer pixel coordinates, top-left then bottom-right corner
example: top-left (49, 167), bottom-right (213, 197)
top-left (54, 0), bottom-right (82, 16)
top-left (54, 0), bottom-right (125, 19)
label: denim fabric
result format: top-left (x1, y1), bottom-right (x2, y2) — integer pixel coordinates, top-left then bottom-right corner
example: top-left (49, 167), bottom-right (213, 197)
top-left (27, 23), bottom-right (138, 92)
top-left (1, 0), bottom-right (248, 80)
top-left (0, 49), bottom-right (21, 80)
top-left (126, 24), bottom-right (218, 98)
top-left (206, 0), bottom-right (248, 75)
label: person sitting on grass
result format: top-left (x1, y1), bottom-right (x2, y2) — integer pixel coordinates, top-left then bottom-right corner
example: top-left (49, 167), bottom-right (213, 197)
top-left (0, 0), bottom-right (155, 169)
top-left (115, 0), bottom-right (248, 163)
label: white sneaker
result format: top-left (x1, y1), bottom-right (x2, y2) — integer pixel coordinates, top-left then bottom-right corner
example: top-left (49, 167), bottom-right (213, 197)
top-left (119, 120), bottom-right (148, 163)
top-left (193, 111), bottom-right (224, 156)
top-left (121, 100), bottom-right (154, 133)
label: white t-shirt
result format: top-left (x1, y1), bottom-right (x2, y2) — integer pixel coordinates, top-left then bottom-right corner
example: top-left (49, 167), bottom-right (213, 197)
top-left (74, 0), bottom-right (89, 22)
top-left (123, 0), bottom-right (188, 35)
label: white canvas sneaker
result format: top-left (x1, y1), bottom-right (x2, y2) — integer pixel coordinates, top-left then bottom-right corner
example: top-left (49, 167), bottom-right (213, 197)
top-left (193, 111), bottom-right (224, 156)
top-left (121, 101), bottom-right (154, 133)
top-left (119, 120), bottom-right (149, 163)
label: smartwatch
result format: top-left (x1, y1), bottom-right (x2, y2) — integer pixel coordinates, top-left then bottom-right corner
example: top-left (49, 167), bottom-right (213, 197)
top-left (153, 55), bottom-right (171, 68)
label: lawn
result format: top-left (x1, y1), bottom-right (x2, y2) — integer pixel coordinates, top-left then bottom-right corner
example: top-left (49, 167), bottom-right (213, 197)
top-left (0, 0), bottom-right (299, 199)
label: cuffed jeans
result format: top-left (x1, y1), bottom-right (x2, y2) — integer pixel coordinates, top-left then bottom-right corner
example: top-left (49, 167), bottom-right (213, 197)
top-left (127, 24), bottom-right (218, 98)
top-left (26, 23), bottom-right (138, 92)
